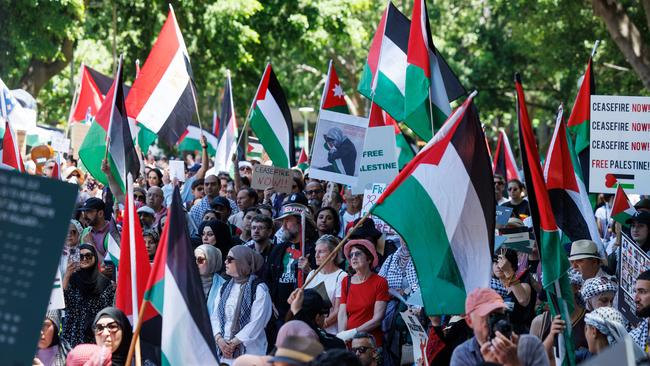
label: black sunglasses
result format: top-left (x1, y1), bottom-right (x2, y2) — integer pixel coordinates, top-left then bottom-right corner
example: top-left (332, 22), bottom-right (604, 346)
top-left (352, 346), bottom-right (370, 354)
top-left (225, 256), bottom-right (236, 263)
top-left (80, 253), bottom-right (94, 261)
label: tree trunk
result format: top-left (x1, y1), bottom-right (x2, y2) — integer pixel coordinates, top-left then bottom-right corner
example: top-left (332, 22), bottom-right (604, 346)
top-left (592, 0), bottom-right (650, 89)
top-left (17, 38), bottom-right (74, 96)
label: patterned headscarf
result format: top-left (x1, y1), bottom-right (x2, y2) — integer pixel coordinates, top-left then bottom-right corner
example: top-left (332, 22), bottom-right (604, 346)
top-left (584, 307), bottom-right (628, 346)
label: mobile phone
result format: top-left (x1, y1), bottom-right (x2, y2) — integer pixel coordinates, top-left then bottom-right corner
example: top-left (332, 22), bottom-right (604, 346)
top-left (69, 247), bottom-right (80, 264)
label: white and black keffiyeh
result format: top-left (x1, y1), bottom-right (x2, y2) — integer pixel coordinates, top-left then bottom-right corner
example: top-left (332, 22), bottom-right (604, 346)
top-left (584, 307), bottom-right (628, 345)
top-left (580, 276), bottom-right (617, 303)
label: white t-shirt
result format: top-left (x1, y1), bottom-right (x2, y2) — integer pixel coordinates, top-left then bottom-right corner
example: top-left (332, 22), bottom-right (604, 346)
top-left (595, 204), bottom-right (612, 241)
top-left (305, 269), bottom-right (346, 334)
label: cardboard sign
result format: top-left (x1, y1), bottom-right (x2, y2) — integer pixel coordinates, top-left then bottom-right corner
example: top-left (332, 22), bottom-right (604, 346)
top-left (169, 160), bottom-right (186, 182)
top-left (590, 95), bottom-right (650, 194)
top-left (0, 169), bottom-right (78, 364)
top-left (360, 183), bottom-right (398, 236)
top-left (400, 311), bottom-right (428, 366)
top-left (310, 110), bottom-right (368, 186)
top-left (251, 165), bottom-right (293, 193)
top-left (352, 126), bottom-right (399, 194)
top-left (618, 233), bottom-right (650, 325)
top-left (50, 135), bottom-right (70, 153)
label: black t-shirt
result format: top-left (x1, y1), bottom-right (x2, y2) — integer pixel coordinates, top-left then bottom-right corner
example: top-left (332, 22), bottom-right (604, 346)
top-left (501, 200), bottom-right (531, 220)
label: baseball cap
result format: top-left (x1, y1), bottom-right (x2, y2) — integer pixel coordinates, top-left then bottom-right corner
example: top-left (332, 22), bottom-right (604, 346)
top-left (568, 239), bottom-right (601, 261)
top-left (78, 197), bottom-right (106, 212)
top-left (284, 192), bottom-right (308, 206)
top-left (137, 206), bottom-right (156, 216)
top-left (276, 203), bottom-right (315, 226)
top-left (626, 211), bottom-right (650, 226)
top-left (210, 196), bottom-right (231, 209)
top-left (635, 198), bottom-right (650, 212)
top-left (465, 288), bottom-right (507, 317)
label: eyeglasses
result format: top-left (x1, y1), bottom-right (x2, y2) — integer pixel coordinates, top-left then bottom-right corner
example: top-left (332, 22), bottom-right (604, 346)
top-left (225, 256), bottom-right (236, 263)
top-left (94, 322), bottom-right (120, 334)
top-left (79, 253), bottom-right (93, 261)
top-left (351, 346), bottom-right (370, 354)
top-left (134, 194), bottom-right (146, 201)
top-left (494, 181), bottom-right (504, 186)
top-left (196, 257), bottom-right (206, 265)
top-left (305, 189), bottom-right (322, 195)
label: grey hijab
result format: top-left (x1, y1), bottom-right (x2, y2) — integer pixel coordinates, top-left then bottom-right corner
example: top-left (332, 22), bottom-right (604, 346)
top-left (195, 244), bottom-right (222, 295)
top-left (229, 245), bottom-right (264, 281)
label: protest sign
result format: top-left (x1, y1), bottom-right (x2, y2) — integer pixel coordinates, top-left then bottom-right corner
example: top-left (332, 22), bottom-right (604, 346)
top-left (618, 233), bottom-right (650, 325)
top-left (251, 164), bottom-right (293, 193)
top-left (169, 160), bottom-right (186, 182)
top-left (590, 95), bottom-right (650, 194)
top-left (48, 271), bottom-right (65, 310)
top-left (400, 311), bottom-right (428, 366)
top-left (50, 135), bottom-right (70, 153)
top-left (497, 226), bottom-right (534, 253)
top-left (361, 183), bottom-right (398, 236)
top-left (496, 206), bottom-right (513, 226)
top-left (310, 110), bottom-right (368, 186)
top-left (352, 126), bottom-right (399, 194)
top-left (0, 169), bottom-right (78, 364)
top-left (70, 123), bottom-right (90, 159)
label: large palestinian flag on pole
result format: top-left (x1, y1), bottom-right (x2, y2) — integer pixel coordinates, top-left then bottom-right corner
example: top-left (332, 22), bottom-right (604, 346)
top-left (178, 125), bottom-right (218, 155)
top-left (125, 5), bottom-right (196, 148)
top-left (320, 60), bottom-right (350, 114)
top-left (142, 186), bottom-right (219, 365)
top-left (371, 92), bottom-right (494, 315)
top-left (544, 106), bottom-right (604, 253)
top-left (492, 129), bottom-right (520, 182)
top-left (79, 57), bottom-right (140, 192)
top-left (214, 71), bottom-right (238, 172)
top-left (516, 75), bottom-right (575, 366)
top-left (248, 63), bottom-right (295, 168)
top-left (70, 65), bottom-right (116, 123)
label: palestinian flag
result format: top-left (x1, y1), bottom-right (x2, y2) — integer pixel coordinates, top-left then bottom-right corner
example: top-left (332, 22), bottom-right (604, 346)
top-left (143, 186), bottom-right (219, 365)
top-left (70, 65), bottom-right (115, 123)
top-left (0, 119), bottom-right (25, 172)
top-left (516, 74), bottom-right (575, 366)
top-left (368, 102), bottom-right (415, 169)
top-left (178, 125), bottom-right (218, 155)
top-left (115, 175), bottom-right (151, 324)
top-left (125, 6), bottom-right (196, 148)
top-left (296, 147), bottom-right (309, 171)
top-left (371, 92), bottom-right (494, 315)
top-left (612, 184), bottom-right (637, 226)
top-left (566, 55), bottom-right (594, 207)
top-left (493, 129), bottom-right (520, 182)
top-left (320, 60), bottom-right (350, 113)
top-left (214, 72), bottom-right (238, 172)
top-left (248, 63), bottom-right (295, 168)
top-left (358, 2), bottom-right (464, 140)
top-left (79, 57), bottom-right (140, 192)
top-left (544, 106), bottom-right (604, 252)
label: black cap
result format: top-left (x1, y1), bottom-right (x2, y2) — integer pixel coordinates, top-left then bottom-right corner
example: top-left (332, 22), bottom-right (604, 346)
top-left (303, 290), bottom-right (330, 315)
top-left (349, 217), bottom-right (382, 241)
top-left (284, 192), bottom-right (308, 206)
top-left (627, 211), bottom-right (650, 225)
top-left (635, 198), bottom-right (650, 211)
top-left (78, 197), bottom-right (106, 212)
top-left (210, 196), bottom-right (231, 209)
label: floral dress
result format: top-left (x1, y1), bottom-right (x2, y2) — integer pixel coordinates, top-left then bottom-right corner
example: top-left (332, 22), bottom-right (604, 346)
top-left (62, 283), bottom-right (114, 347)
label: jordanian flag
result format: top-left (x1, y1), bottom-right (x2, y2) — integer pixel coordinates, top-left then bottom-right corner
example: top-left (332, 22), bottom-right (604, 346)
top-left (368, 102), bottom-right (415, 169)
top-left (612, 184), bottom-right (637, 226)
top-left (249, 63), bottom-right (295, 168)
top-left (567, 54), bottom-right (594, 208)
top-left (493, 129), bottom-right (520, 182)
top-left (143, 187), bottom-right (219, 365)
top-left (321, 60), bottom-right (350, 114)
top-left (544, 106), bottom-right (604, 253)
top-left (70, 65), bottom-right (119, 123)
top-left (214, 72), bottom-right (238, 172)
top-left (79, 57), bottom-right (140, 192)
top-left (371, 92), bottom-right (494, 315)
top-left (178, 125), bottom-right (218, 155)
top-left (516, 75), bottom-right (575, 366)
top-left (125, 5), bottom-right (196, 149)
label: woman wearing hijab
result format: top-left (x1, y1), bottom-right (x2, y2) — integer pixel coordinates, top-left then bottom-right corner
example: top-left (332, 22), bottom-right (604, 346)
top-left (211, 245), bottom-right (272, 365)
top-left (34, 310), bottom-right (70, 366)
top-left (197, 219), bottom-right (233, 254)
top-left (323, 127), bottom-right (357, 175)
top-left (195, 244), bottom-right (226, 313)
top-left (93, 307), bottom-right (133, 366)
top-left (62, 244), bottom-right (114, 347)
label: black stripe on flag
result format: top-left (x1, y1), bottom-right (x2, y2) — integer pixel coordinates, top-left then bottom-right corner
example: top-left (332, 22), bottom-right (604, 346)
top-left (267, 68), bottom-right (296, 166)
top-left (450, 102), bottom-right (495, 252)
top-left (108, 62), bottom-right (140, 181)
top-left (218, 77), bottom-right (233, 140)
top-left (613, 173), bottom-right (635, 180)
top-left (157, 82), bottom-right (195, 146)
top-left (385, 3), bottom-right (410, 54)
top-left (166, 187), bottom-right (220, 360)
top-left (87, 66), bottom-right (131, 97)
top-left (547, 189), bottom-right (591, 242)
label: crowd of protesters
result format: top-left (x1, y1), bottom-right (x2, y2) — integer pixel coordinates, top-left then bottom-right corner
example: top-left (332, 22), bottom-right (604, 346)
top-left (28, 139), bottom-right (650, 366)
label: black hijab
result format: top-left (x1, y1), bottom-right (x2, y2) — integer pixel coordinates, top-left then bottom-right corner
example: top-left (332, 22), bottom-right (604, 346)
top-left (70, 244), bottom-right (111, 297)
top-left (198, 220), bottom-right (233, 253)
top-left (94, 307), bottom-right (133, 366)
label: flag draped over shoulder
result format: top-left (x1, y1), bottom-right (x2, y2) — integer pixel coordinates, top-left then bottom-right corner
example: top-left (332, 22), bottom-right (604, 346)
top-left (248, 63), bottom-right (295, 168)
top-left (125, 6), bottom-right (196, 148)
top-left (143, 186), bottom-right (219, 365)
top-left (214, 72), bottom-right (238, 172)
top-left (612, 184), bottom-right (637, 226)
top-left (492, 129), bottom-right (520, 182)
top-left (516, 75), bottom-right (575, 366)
top-left (371, 92), bottom-right (494, 315)
top-left (544, 106), bottom-right (603, 253)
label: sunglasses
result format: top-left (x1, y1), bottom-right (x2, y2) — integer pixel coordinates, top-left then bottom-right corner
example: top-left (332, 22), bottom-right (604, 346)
top-left (80, 253), bottom-right (94, 261)
top-left (134, 194), bottom-right (146, 201)
top-left (494, 181), bottom-right (504, 186)
top-left (507, 187), bottom-right (519, 191)
top-left (305, 189), bottom-right (322, 195)
top-left (225, 256), bottom-right (236, 263)
top-left (196, 257), bottom-right (206, 265)
top-left (94, 322), bottom-right (120, 334)
top-left (351, 346), bottom-right (370, 354)
top-left (239, 167), bottom-right (252, 171)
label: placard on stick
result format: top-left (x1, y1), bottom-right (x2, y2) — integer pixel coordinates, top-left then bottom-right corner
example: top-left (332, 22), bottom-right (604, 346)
top-left (0, 169), bottom-right (78, 364)
top-left (251, 165), bottom-right (294, 194)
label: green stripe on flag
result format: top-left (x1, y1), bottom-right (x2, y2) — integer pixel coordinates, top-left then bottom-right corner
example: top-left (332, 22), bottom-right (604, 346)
top-left (372, 175), bottom-right (466, 315)
top-left (138, 124), bottom-right (157, 154)
top-left (405, 64), bottom-right (429, 118)
top-left (78, 121), bottom-right (109, 187)
top-left (568, 118), bottom-right (589, 155)
top-left (144, 279), bottom-right (165, 314)
top-left (613, 183), bottom-right (635, 189)
top-left (373, 72), bottom-right (405, 121)
top-left (249, 106), bottom-right (289, 168)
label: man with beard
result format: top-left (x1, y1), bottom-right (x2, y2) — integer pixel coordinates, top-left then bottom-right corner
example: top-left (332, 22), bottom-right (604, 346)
top-left (305, 181), bottom-right (325, 212)
top-left (264, 201), bottom-right (317, 325)
top-left (189, 174), bottom-right (221, 227)
top-left (630, 270), bottom-right (650, 350)
top-left (78, 198), bottom-right (120, 259)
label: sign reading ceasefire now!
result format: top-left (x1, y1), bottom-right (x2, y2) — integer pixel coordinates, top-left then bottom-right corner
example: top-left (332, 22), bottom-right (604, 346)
top-left (589, 95), bottom-right (650, 195)
top-left (251, 165), bottom-right (294, 194)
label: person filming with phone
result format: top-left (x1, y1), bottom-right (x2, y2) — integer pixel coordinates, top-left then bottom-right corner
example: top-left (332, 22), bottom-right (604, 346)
top-left (450, 287), bottom-right (548, 366)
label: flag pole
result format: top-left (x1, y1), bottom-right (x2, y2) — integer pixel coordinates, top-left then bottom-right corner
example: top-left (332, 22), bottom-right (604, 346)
top-left (189, 81), bottom-right (204, 133)
top-left (307, 60), bottom-right (333, 161)
top-left (125, 298), bottom-right (148, 366)
top-left (64, 62), bottom-right (84, 138)
top-left (105, 54), bottom-right (123, 160)
top-left (302, 210), bottom-right (373, 289)
top-left (591, 40), bottom-right (600, 58)
top-left (234, 63), bottom-right (269, 159)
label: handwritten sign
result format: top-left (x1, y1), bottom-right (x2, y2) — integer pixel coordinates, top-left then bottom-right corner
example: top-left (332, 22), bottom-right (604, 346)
top-left (0, 169), bottom-right (78, 364)
top-left (400, 311), bottom-right (428, 366)
top-left (352, 126), bottom-right (399, 194)
top-left (361, 183), bottom-right (398, 236)
top-left (590, 95), bottom-right (650, 194)
top-left (251, 165), bottom-right (294, 194)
